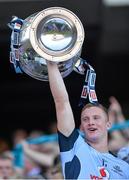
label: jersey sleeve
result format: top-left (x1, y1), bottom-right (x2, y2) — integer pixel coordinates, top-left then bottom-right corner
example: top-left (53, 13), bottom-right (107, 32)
top-left (58, 128), bottom-right (79, 152)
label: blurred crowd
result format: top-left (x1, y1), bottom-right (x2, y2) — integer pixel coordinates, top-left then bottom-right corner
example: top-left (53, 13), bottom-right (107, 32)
top-left (0, 96), bottom-right (129, 179)
top-left (108, 96), bottom-right (129, 163)
top-left (0, 122), bottom-right (63, 179)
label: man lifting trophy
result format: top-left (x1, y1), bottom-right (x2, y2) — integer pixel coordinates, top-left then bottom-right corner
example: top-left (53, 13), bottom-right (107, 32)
top-left (8, 7), bottom-right (129, 179)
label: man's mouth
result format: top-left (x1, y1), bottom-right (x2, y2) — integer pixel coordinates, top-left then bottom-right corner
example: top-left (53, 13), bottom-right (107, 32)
top-left (88, 128), bottom-right (97, 132)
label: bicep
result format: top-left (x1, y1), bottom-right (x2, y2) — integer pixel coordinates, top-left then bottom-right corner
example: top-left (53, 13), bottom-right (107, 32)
top-left (55, 101), bottom-right (75, 137)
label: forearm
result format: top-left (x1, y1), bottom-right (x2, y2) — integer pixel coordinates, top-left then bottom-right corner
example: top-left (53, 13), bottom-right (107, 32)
top-left (47, 62), bottom-right (69, 103)
top-left (115, 112), bottom-right (125, 123)
top-left (23, 147), bottom-right (54, 167)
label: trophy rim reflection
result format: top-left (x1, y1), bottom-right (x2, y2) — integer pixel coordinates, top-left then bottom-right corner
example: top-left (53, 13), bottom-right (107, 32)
top-left (30, 7), bottom-right (84, 62)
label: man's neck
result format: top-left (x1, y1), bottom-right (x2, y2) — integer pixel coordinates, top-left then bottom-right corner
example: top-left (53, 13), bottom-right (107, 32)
top-left (86, 139), bottom-right (109, 153)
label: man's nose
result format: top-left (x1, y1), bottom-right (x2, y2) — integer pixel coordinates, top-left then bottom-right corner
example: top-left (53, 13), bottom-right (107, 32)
top-left (88, 118), bottom-right (95, 125)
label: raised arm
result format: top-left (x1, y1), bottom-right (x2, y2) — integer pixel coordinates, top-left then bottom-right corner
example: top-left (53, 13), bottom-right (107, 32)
top-left (20, 141), bottom-right (58, 167)
top-left (109, 96), bottom-right (129, 139)
top-left (47, 62), bottom-right (75, 136)
top-left (108, 96), bottom-right (128, 152)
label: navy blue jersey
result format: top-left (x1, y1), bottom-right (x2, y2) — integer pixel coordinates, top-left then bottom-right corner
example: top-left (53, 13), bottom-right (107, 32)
top-left (58, 128), bottom-right (129, 179)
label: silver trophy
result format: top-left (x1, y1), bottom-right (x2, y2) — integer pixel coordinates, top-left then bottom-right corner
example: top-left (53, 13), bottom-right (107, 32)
top-left (9, 7), bottom-right (85, 81)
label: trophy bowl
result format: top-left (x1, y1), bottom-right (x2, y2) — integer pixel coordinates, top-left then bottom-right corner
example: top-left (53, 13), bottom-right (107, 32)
top-left (9, 7), bottom-right (85, 81)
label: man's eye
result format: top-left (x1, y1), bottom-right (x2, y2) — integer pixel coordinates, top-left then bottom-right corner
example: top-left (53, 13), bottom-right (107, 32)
top-left (94, 116), bottom-right (100, 119)
top-left (83, 118), bottom-right (89, 121)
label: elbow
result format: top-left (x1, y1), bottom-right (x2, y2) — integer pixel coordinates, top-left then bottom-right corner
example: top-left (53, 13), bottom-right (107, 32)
top-left (55, 98), bottom-right (70, 112)
top-left (54, 94), bottom-right (69, 105)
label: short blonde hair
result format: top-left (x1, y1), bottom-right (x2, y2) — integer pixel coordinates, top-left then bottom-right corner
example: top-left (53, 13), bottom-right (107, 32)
top-left (81, 103), bottom-right (108, 119)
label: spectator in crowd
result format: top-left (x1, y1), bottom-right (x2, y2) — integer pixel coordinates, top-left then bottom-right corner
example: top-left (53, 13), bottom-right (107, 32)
top-left (11, 129), bottom-right (28, 147)
top-left (45, 154), bottom-right (63, 179)
top-left (117, 145), bottom-right (129, 164)
top-left (108, 96), bottom-right (129, 154)
top-left (29, 130), bottom-right (44, 139)
top-left (20, 140), bottom-right (59, 167)
top-left (0, 138), bottom-right (10, 153)
top-left (20, 139), bottom-right (62, 179)
top-left (108, 96), bottom-right (129, 165)
top-left (48, 121), bottom-right (58, 134)
top-left (46, 62), bottom-right (129, 179)
top-left (23, 154), bottom-right (45, 179)
top-left (0, 152), bottom-right (22, 179)
top-left (28, 130), bottom-right (45, 152)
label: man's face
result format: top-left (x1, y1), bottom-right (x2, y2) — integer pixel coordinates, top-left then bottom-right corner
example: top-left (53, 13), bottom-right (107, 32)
top-left (0, 159), bottom-right (14, 179)
top-left (81, 106), bottom-right (110, 143)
